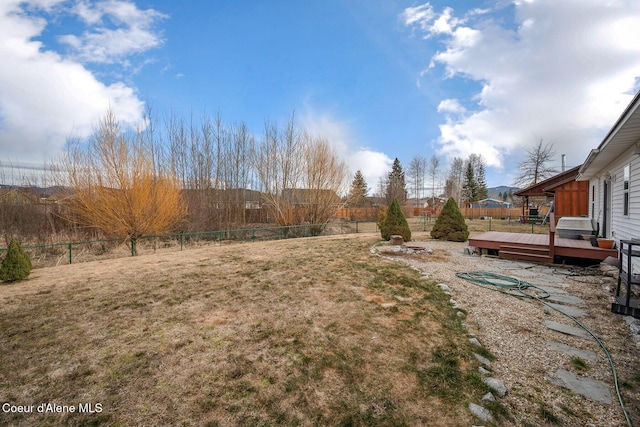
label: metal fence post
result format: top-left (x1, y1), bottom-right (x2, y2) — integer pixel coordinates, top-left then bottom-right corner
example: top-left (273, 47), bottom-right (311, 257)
top-left (356, 221), bottom-right (359, 233)
top-left (68, 242), bottom-right (72, 264)
top-left (130, 237), bottom-right (136, 256)
top-left (180, 233), bottom-right (184, 251)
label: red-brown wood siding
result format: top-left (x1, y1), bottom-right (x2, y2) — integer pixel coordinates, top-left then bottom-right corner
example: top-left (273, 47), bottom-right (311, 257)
top-left (554, 180), bottom-right (589, 219)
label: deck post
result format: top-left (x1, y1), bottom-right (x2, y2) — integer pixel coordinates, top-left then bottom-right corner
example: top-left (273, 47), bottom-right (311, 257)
top-left (548, 212), bottom-right (555, 260)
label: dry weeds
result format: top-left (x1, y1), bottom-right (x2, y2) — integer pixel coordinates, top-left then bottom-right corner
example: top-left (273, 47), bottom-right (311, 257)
top-left (0, 234), bottom-right (490, 426)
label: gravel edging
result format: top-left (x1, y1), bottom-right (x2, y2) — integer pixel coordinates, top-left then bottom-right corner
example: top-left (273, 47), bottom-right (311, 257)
top-left (373, 238), bottom-right (639, 427)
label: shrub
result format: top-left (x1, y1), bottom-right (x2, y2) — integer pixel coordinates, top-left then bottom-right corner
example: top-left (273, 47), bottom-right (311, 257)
top-left (0, 239), bottom-right (33, 282)
top-left (380, 198), bottom-right (411, 241)
top-left (376, 206), bottom-right (388, 232)
top-left (430, 198), bottom-right (469, 242)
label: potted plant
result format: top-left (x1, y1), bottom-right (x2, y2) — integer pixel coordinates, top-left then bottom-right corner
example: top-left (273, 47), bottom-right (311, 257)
top-left (597, 237), bottom-right (615, 249)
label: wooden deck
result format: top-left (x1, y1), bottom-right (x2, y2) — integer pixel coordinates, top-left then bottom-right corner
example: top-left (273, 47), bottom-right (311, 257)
top-left (469, 231), bottom-right (618, 263)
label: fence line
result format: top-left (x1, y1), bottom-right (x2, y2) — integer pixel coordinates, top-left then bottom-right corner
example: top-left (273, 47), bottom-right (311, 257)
top-left (0, 216), bottom-right (550, 269)
top-left (0, 222), bottom-right (389, 269)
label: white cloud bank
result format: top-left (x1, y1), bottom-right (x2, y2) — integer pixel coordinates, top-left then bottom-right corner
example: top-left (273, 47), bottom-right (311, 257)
top-left (0, 0), bottom-right (165, 165)
top-left (403, 0), bottom-right (640, 173)
top-left (300, 107), bottom-right (393, 193)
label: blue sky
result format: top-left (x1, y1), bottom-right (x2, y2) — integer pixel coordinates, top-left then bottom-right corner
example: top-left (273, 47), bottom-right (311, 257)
top-left (1, 0), bottom-right (640, 191)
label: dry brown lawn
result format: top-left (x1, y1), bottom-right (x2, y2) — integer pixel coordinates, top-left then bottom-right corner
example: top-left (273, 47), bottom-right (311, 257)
top-left (0, 234), bottom-right (493, 426)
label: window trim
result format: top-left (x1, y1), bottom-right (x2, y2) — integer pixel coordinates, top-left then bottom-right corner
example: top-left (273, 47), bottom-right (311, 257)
top-left (624, 164), bottom-right (630, 216)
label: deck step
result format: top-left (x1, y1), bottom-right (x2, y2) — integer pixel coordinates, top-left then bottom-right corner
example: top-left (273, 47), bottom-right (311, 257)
top-left (500, 244), bottom-right (550, 255)
top-left (499, 244), bottom-right (552, 263)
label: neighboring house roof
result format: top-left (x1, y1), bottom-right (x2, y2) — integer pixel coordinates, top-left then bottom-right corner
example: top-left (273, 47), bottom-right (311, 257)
top-left (182, 188), bottom-right (263, 201)
top-left (578, 90), bottom-right (640, 181)
top-left (282, 188), bottom-right (341, 204)
top-left (474, 198), bottom-right (511, 204)
top-left (514, 165), bottom-right (582, 197)
top-left (469, 198), bottom-right (512, 208)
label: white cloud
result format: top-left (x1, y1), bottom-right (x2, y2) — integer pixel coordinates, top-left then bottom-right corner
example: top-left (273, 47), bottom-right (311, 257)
top-left (299, 107), bottom-right (392, 192)
top-left (61, 0), bottom-right (167, 64)
top-left (404, 1), bottom-right (640, 176)
top-left (437, 99), bottom-right (466, 115)
top-left (401, 4), bottom-right (435, 32)
top-left (0, 0), bottom-right (163, 166)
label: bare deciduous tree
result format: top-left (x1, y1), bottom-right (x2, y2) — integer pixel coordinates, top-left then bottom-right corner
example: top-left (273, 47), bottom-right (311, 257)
top-left (255, 115), bottom-right (347, 230)
top-left (428, 154), bottom-right (440, 207)
top-left (408, 155), bottom-right (427, 208)
top-left (300, 134), bottom-right (348, 233)
top-left (514, 139), bottom-right (558, 187)
top-left (444, 156), bottom-right (465, 207)
top-left (255, 115), bottom-right (303, 226)
top-left (61, 109), bottom-right (186, 239)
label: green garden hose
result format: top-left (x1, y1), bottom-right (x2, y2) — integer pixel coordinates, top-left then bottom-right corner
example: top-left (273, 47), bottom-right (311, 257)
top-left (455, 271), bottom-right (632, 427)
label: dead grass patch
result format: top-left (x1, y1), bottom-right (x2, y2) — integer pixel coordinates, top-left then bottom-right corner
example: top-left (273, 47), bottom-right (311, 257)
top-left (1, 234), bottom-right (491, 426)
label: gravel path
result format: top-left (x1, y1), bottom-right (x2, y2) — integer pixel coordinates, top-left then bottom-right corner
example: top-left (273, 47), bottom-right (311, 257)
top-left (375, 239), bottom-right (640, 427)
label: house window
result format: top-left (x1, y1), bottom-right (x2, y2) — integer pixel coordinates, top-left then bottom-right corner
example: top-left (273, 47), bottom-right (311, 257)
top-left (624, 164), bottom-right (630, 216)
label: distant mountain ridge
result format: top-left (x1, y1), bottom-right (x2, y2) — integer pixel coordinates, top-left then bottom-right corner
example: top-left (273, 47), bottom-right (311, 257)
top-left (0, 184), bottom-right (71, 198)
top-left (487, 186), bottom-right (519, 199)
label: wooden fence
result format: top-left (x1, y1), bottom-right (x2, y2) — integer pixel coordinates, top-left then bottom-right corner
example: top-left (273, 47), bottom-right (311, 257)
top-left (459, 206), bottom-right (549, 219)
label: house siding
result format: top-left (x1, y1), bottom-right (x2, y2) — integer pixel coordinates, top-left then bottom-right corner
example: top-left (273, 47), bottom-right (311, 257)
top-left (610, 155), bottom-right (640, 243)
top-left (590, 179), bottom-right (600, 224)
top-left (589, 153), bottom-right (640, 275)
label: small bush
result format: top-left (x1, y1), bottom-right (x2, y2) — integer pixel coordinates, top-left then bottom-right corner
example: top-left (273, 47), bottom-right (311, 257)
top-left (430, 198), bottom-right (469, 242)
top-left (380, 198), bottom-right (411, 241)
top-left (376, 206), bottom-right (388, 232)
top-left (0, 239), bottom-right (33, 282)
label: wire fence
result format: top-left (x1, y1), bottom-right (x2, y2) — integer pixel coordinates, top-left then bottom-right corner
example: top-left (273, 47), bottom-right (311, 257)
top-left (0, 216), bottom-right (550, 269)
top-left (0, 222), bottom-right (380, 269)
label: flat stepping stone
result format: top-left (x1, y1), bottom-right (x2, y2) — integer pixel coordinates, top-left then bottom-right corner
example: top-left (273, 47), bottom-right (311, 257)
top-left (538, 274), bottom-right (566, 285)
top-left (547, 341), bottom-right (599, 361)
top-left (544, 320), bottom-right (589, 338)
top-left (510, 269), bottom-right (539, 277)
top-left (547, 369), bottom-right (612, 404)
top-left (538, 285), bottom-right (568, 295)
top-left (546, 294), bottom-right (586, 306)
top-left (544, 302), bottom-right (586, 317)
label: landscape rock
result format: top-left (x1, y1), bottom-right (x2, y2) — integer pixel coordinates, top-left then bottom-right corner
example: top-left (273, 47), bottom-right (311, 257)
top-left (482, 392), bottom-right (496, 401)
top-left (469, 403), bottom-right (494, 423)
top-left (482, 377), bottom-right (507, 397)
top-left (474, 353), bottom-right (491, 367)
top-left (437, 283), bottom-right (451, 294)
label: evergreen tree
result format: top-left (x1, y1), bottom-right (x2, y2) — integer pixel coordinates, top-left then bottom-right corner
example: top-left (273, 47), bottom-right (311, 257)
top-left (347, 170), bottom-right (369, 207)
top-left (380, 198), bottom-right (411, 241)
top-left (475, 160), bottom-right (489, 200)
top-left (461, 154), bottom-right (488, 203)
top-left (461, 161), bottom-right (478, 204)
top-left (386, 158), bottom-right (407, 205)
top-left (430, 197), bottom-right (469, 242)
top-left (0, 239), bottom-right (32, 282)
